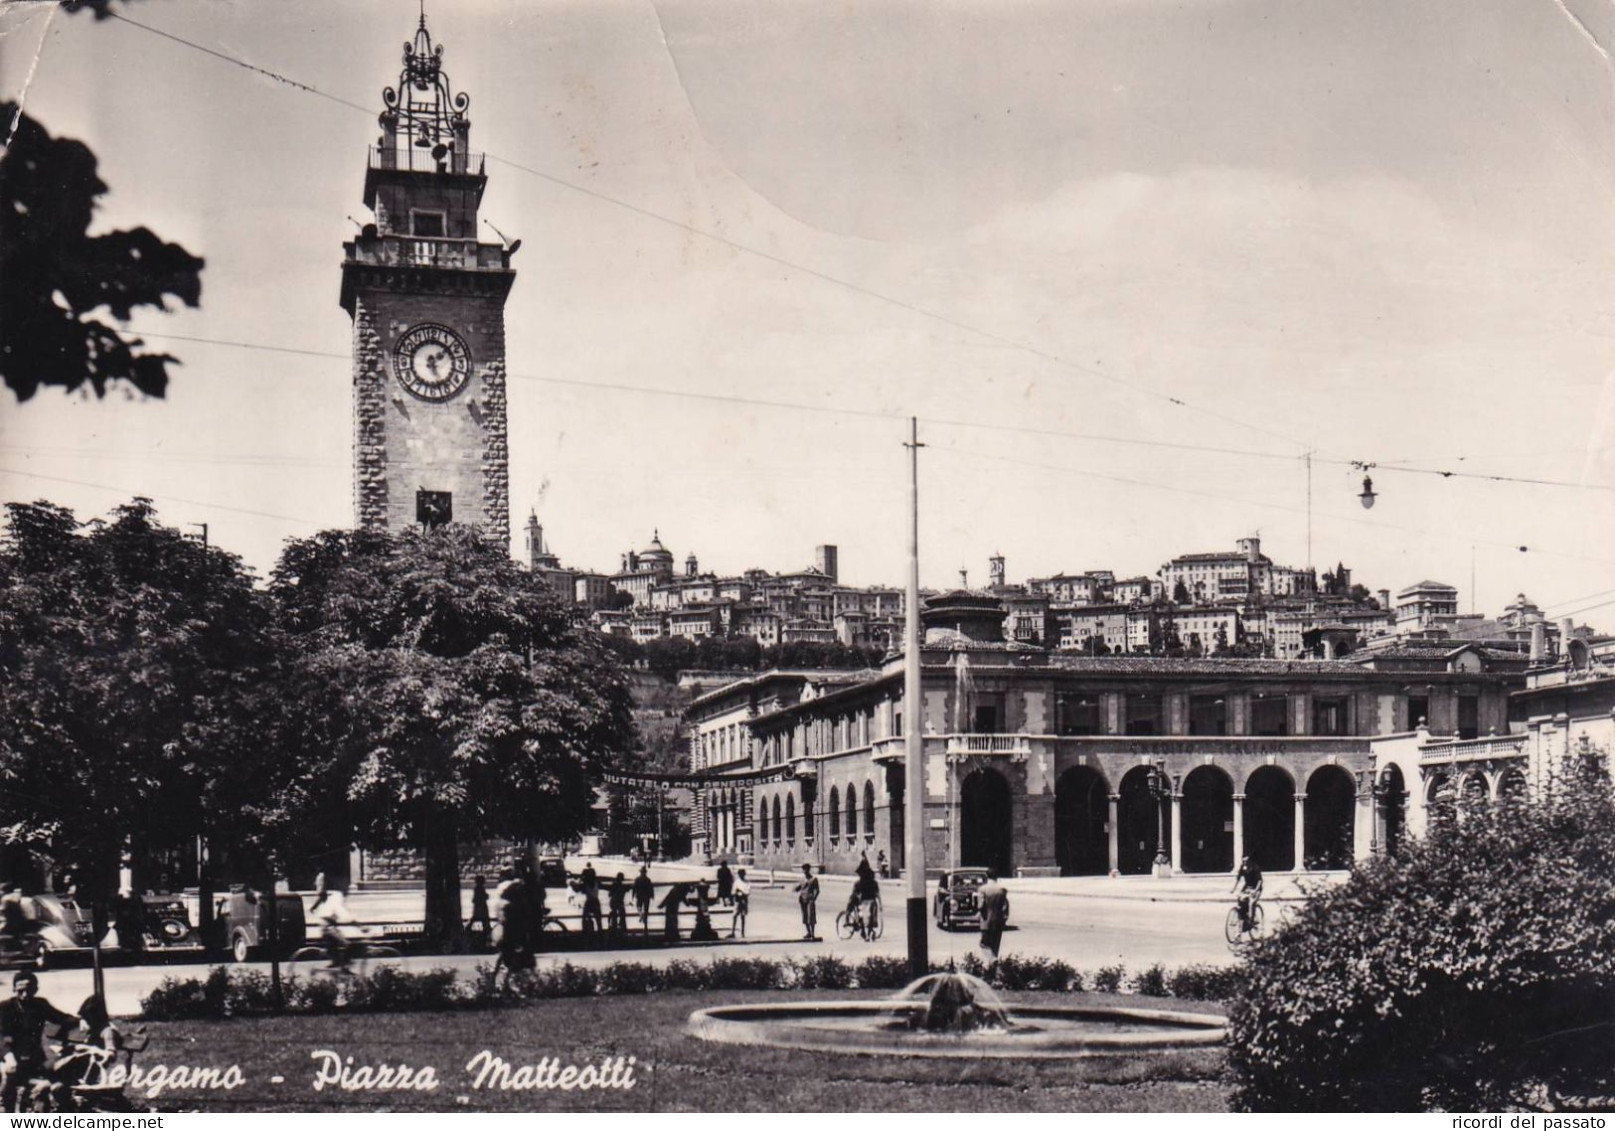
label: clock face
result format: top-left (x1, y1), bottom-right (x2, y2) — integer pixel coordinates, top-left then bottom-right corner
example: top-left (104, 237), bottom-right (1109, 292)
top-left (393, 323), bottom-right (471, 401)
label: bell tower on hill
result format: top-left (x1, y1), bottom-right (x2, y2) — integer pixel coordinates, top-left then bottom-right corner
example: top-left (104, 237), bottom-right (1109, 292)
top-left (340, 14), bottom-right (517, 545)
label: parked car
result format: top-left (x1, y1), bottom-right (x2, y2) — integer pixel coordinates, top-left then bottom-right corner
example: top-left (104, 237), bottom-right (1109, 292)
top-left (14, 894), bottom-right (97, 966)
top-left (137, 894), bottom-right (201, 951)
top-left (536, 857), bottom-right (568, 889)
top-left (216, 887), bottom-right (307, 962)
top-left (932, 868), bottom-right (1007, 931)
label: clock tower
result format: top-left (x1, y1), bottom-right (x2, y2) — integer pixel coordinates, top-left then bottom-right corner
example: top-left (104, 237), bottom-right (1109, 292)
top-left (341, 14), bottom-right (516, 544)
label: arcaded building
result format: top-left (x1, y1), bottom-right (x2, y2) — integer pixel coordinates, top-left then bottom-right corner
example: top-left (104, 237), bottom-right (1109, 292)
top-left (686, 590), bottom-right (1523, 877)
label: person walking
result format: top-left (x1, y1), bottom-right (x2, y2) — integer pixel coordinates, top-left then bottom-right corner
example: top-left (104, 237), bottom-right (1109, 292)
top-left (607, 874), bottom-right (629, 935)
top-left (690, 881), bottom-right (719, 942)
top-left (579, 866), bottom-right (603, 937)
top-left (632, 866), bottom-right (655, 930)
top-left (659, 882), bottom-right (689, 943)
top-left (467, 876), bottom-right (492, 952)
top-left (794, 863), bottom-right (820, 941)
top-left (977, 871), bottom-right (1009, 963)
top-left (731, 868), bottom-right (750, 939)
top-left (715, 861), bottom-right (734, 906)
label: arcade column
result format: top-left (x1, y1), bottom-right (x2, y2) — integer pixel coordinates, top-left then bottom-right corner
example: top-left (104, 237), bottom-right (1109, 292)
top-left (1231, 793), bottom-right (1245, 871)
top-left (1293, 792), bottom-right (1307, 871)
top-left (1107, 793), bottom-right (1120, 874)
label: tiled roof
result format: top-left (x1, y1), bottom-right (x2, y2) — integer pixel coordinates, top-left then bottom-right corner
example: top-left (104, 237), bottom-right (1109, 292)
top-left (1046, 655), bottom-right (1362, 675)
top-left (1168, 552), bottom-right (1249, 563)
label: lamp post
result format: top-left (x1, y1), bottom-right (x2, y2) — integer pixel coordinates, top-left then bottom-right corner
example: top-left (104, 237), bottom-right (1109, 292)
top-left (1148, 759), bottom-right (1172, 877)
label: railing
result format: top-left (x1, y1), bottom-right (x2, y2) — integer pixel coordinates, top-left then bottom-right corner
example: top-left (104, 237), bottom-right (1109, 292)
top-left (347, 236), bottom-right (506, 271)
top-left (368, 145), bottom-right (485, 176)
top-left (870, 737), bottom-right (906, 764)
top-left (1419, 732), bottom-right (1526, 765)
top-left (945, 734), bottom-right (1031, 760)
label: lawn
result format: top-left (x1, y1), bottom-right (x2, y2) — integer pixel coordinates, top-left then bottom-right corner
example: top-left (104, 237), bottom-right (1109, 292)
top-left (123, 990), bottom-right (1231, 1113)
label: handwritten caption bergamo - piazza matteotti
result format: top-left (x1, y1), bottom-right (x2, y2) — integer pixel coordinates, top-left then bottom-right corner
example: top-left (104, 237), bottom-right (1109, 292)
top-left (102, 1052), bottom-right (639, 1099)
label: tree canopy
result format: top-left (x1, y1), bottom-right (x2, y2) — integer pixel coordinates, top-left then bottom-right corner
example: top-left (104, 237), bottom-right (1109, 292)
top-left (0, 499), bottom-right (274, 896)
top-left (0, 103), bottom-right (202, 401)
top-left (269, 525), bottom-right (636, 939)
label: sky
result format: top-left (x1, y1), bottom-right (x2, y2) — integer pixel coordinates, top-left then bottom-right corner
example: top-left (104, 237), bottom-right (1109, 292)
top-left (2, 0), bottom-right (1614, 627)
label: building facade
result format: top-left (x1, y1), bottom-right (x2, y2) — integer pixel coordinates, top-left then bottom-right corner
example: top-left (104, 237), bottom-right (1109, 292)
top-left (684, 596), bottom-right (1521, 877)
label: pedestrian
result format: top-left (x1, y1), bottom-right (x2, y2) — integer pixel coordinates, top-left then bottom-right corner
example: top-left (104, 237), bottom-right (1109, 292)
top-left (607, 873), bottom-right (629, 934)
top-left (113, 889), bottom-right (147, 961)
top-left (794, 863), bottom-right (820, 941)
top-left (731, 868), bottom-right (750, 938)
top-left (877, 850), bottom-right (890, 879)
top-left (977, 870), bottom-right (1009, 962)
top-left (659, 882), bottom-right (689, 942)
top-left (632, 865), bottom-right (655, 930)
top-left (579, 866), bottom-right (603, 936)
top-left (715, 861), bottom-right (734, 906)
top-left (690, 881), bottom-right (719, 941)
top-left (467, 876), bottom-right (492, 951)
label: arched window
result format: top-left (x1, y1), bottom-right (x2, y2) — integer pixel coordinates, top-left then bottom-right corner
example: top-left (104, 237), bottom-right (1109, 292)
top-left (757, 795), bottom-right (769, 843)
top-left (785, 794), bottom-right (797, 845)
top-left (804, 794), bottom-right (815, 844)
top-left (846, 786), bottom-right (858, 841)
top-left (864, 780), bottom-right (876, 836)
top-left (829, 787), bottom-right (841, 839)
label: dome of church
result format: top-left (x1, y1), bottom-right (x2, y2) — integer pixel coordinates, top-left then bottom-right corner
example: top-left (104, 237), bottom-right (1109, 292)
top-left (639, 530), bottom-right (673, 563)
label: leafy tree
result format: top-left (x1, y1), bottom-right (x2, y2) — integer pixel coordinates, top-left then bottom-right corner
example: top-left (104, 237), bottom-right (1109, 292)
top-left (268, 525), bottom-right (635, 943)
top-left (1213, 623), bottom-right (1231, 656)
top-left (0, 104), bottom-right (203, 401)
top-left (1228, 759), bottom-right (1615, 1111)
top-left (0, 499), bottom-right (277, 937)
top-left (1172, 580), bottom-right (1191, 605)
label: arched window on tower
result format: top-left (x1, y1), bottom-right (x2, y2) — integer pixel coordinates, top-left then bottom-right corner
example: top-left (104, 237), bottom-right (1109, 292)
top-left (829, 787), bottom-right (841, 840)
top-left (785, 794), bottom-right (797, 845)
top-left (864, 780), bottom-right (876, 837)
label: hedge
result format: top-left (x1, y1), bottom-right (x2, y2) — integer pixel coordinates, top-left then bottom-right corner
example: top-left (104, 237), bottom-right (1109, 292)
top-left (139, 955), bottom-right (1233, 1021)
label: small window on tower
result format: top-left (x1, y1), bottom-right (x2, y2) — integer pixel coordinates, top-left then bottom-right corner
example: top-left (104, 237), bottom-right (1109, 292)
top-left (411, 211), bottom-right (446, 237)
top-left (417, 489), bottom-right (452, 528)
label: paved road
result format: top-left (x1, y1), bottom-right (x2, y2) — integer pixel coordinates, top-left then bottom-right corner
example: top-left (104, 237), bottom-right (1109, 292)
top-left (32, 863), bottom-right (1312, 1017)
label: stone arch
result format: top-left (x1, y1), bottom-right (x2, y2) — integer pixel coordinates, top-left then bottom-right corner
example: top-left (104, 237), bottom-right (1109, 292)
top-left (1303, 764), bottom-right (1355, 870)
top-left (1117, 765), bottom-right (1168, 876)
top-left (1460, 769), bottom-right (1489, 809)
top-left (1055, 765), bottom-right (1110, 876)
top-left (1180, 765), bottom-right (1235, 874)
top-left (960, 766), bottom-right (1014, 875)
top-left (1378, 763), bottom-right (1407, 856)
top-left (863, 780), bottom-right (876, 837)
top-left (1497, 765), bottom-right (1528, 804)
top-left (1243, 765), bottom-right (1296, 871)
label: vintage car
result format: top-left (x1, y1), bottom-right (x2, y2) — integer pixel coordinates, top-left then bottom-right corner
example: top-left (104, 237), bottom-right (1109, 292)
top-left (136, 894), bottom-right (202, 951)
top-left (216, 887), bottom-right (308, 962)
top-left (1, 894), bottom-right (98, 967)
top-left (536, 857), bottom-right (569, 889)
top-left (932, 867), bottom-right (1008, 931)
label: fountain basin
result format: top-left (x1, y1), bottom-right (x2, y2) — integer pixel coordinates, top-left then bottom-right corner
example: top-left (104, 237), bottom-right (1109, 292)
top-left (687, 1000), bottom-right (1227, 1059)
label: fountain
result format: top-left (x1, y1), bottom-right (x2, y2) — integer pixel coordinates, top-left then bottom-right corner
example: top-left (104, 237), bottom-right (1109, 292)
top-left (687, 971), bottom-right (1225, 1059)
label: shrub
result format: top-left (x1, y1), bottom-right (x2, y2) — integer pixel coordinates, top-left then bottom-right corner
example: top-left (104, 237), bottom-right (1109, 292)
top-left (1228, 776), bottom-right (1615, 1112)
top-left (791, 955), bottom-right (852, 989)
top-left (1167, 964), bottom-right (1245, 1002)
top-left (595, 962), bottom-right (663, 995)
top-left (660, 959), bottom-right (710, 990)
top-left (993, 955), bottom-right (1077, 992)
top-left (140, 974), bottom-right (216, 1021)
top-left (548, 963), bottom-right (600, 998)
top-left (852, 956), bottom-right (916, 990)
top-left (1092, 964), bottom-right (1125, 994)
top-left (345, 967), bottom-right (463, 1012)
top-left (1135, 963), bottom-right (1169, 997)
top-left (708, 958), bottom-right (785, 990)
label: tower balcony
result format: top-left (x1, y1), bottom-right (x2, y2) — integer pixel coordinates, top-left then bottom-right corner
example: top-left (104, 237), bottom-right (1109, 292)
top-left (368, 145), bottom-right (485, 176)
top-left (345, 234), bottom-right (508, 272)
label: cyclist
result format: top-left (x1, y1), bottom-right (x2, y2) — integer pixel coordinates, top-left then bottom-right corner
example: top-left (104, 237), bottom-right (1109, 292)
top-left (1231, 854), bottom-right (1264, 933)
top-left (309, 885), bottom-right (357, 970)
top-left (851, 853), bottom-right (881, 939)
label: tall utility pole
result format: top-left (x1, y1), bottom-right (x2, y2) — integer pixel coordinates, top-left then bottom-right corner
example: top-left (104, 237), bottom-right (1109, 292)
top-left (904, 418), bottom-right (928, 978)
top-left (1304, 450), bottom-right (1313, 571)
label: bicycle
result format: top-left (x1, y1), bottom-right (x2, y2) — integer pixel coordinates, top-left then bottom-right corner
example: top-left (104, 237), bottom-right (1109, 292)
top-left (289, 932), bottom-right (404, 981)
top-left (1225, 899), bottom-right (1265, 948)
top-left (835, 898), bottom-right (883, 942)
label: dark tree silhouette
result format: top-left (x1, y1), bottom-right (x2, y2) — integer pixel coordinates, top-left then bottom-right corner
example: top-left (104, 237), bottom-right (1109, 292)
top-left (0, 103), bottom-right (203, 401)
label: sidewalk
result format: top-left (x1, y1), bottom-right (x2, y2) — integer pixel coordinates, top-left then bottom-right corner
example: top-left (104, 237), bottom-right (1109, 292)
top-left (582, 855), bottom-right (1342, 903)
